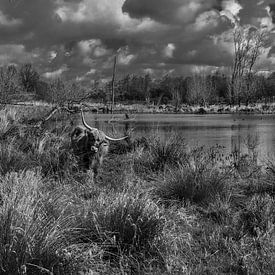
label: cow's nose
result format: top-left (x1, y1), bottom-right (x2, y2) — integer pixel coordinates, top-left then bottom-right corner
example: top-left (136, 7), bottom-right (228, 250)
top-left (91, 146), bottom-right (98, 153)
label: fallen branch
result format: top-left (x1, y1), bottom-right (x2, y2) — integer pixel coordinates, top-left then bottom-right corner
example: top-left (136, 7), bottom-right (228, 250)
top-left (35, 106), bottom-right (59, 127)
top-left (25, 263), bottom-right (53, 275)
top-left (33, 105), bottom-right (78, 127)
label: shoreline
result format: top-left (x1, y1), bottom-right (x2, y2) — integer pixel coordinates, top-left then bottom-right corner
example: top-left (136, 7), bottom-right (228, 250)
top-left (3, 101), bottom-right (275, 115)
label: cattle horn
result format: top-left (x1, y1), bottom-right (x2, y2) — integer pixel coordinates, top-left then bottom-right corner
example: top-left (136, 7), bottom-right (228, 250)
top-left (81, 107), bottom-right (96, 132)
top-left (81, 106), bottom-right (128, 141)
top-left (104, 135), bottom-right (128, 141)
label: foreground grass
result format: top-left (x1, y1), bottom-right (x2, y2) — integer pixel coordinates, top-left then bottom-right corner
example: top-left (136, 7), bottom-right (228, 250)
top-left (0, 107), bottom-right (274, 274)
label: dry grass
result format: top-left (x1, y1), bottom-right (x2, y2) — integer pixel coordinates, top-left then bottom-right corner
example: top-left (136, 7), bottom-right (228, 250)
top-left (0, 107), bottom-right (274, 274)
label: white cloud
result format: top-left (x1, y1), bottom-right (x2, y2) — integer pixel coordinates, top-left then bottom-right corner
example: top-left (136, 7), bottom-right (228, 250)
top-left (76, 75), bottom-right (85, 82)
top-left (143, 68), bottom-right (154, 74)
top-left (211, 30), bottom-right (235, 56)
top-left (48, 51), bottom-right (57, 62)
top-left (86, 68), bottom-right (96, 75)
top-left (117, 47), bottom-right (136, 65)
top-left (222, 0), bottom-right (242, 17)
top-left (188, 50), bottom-right (197, 56)
top-left (43, 65), bottom-right (68, 79)
top-left (0, 44), bottom-right (32, 64)
top-left (220, 0), bottom-right (243, 25)
top-left (163, 43), bottom-right (175, 58)
top-left (78, 39), bottom-right (100, 55)
top-left (193, 10), bottom-right (219, 31)
top-left (191, 65), bottom-right (219, 74)
top-left (78, 39), bottom-right (111, 58)
top-left (94, 46), bottom-right (110, 57)
top-left (118, 53), bottom-right (135, 65)
top-left (56, 0), bottom-right (134, 27)
top-left (0, 10), bottom-right (21, 26)
top-left (176, 2), bottom-right (202, 23)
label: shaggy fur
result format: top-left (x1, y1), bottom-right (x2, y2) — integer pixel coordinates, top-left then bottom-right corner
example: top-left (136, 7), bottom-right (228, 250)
top-left (71, 126), bottom-right (109, 177)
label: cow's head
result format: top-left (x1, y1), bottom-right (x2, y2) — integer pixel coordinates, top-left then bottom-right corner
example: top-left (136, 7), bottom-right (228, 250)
top-left (71, 107), bottom-right (128, 175)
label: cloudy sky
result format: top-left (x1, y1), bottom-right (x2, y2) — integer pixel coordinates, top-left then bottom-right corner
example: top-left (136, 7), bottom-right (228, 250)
top-left (0, 0), bottom-right (274, 83)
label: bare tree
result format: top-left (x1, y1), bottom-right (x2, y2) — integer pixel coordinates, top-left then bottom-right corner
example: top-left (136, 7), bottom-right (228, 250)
top-left (19, 63), bottom-right (40, 93)
top-left (187, 74), bottom-right (215, 106)
top-left (45, 79), bottom-right (90, 107)
top-left (0, 65), bottom-right (19, 105)
top-left (230, 25), bottom-right (268, 104)
top-left (144, 73), bottom-right (152, 104)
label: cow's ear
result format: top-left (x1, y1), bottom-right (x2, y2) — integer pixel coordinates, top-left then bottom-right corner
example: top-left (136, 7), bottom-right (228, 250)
top-left (72, 128), bottom-right (81, 138)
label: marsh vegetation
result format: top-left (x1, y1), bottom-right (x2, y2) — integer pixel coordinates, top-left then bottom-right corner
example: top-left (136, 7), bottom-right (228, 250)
top-left (0, 107), bottom-right (274, 274)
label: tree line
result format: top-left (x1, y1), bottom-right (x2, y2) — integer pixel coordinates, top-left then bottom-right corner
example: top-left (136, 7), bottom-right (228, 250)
top-left (0, 26), bottom-right (274, 108)
top-left (0, 63), bottom-right (274, 108)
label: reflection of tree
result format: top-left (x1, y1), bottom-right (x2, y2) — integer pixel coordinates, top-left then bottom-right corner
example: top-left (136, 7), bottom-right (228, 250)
top-left (230, 123), bottom-right (261, 176)
top-left (231, 124), bottom-right (241, 166)
top-left (244, 133), bottom-right (260, 164)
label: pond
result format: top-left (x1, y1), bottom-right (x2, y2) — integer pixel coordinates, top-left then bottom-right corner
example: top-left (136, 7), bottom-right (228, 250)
top-left (76, 113), bottom-right (275, 160)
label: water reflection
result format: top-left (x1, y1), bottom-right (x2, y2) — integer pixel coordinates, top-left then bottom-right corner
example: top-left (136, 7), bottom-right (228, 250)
top-left (78, 113), bottom-right (275, 159)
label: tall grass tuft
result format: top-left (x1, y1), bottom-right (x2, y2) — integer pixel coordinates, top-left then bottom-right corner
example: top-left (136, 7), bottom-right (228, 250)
top-left (153, 146), bottom-right (231, 205)
top-left (0, 108), bottom-right (19, 140)
top-left (32, 133), bottom-right (77, 178)
top-left (77, 191), bottom-right (164, 267)
top-left (154, 164), bottom-right (229, 205)
top-left (0, 170), bottom-right (86, 274)
top-left (134, 132), bottom-right (187, 174)
top-left (0, 126), bottom-right (77, 179)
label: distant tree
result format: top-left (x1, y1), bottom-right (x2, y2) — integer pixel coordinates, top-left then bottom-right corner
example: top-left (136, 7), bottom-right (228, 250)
top-left (35, 80), bottom-right (49, 101)
top-left (144, 73), bottom-right (152, 104)
top-left (37, 78), bottom-right (89, 106)
top-left (0, 65), bottom-right (19, 104)
top-left (19, 63), bottom-right (40, 93)
top-left (265, 73), bottom-right (275, 101)
top-left (119, 74), bottom-right (146, 101)
top-left (157, 75), bottom-right (174, 105)
top-left (210, 73), bottom-right (228, 103)
top-left (187, 74), bottom-right (215, 106)
top-left (170, 76), bottom-right (186, 109)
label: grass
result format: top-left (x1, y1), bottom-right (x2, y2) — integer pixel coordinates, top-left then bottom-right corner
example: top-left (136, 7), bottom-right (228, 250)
top-left (0, 106), bottom-right (275, 274)
top-left (153, 164), bottom-right (229, 206)
top-left (133, 132), bottom-right (187, 176)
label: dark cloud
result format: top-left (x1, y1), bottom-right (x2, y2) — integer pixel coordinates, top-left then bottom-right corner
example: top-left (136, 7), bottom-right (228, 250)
top-left (238, 0), bottom-right (274, 27)
top-left (0, 0), bottom-right (273, 81)
top-left (270, 3), bottom-right (275, 23)
top-left (122, 0), bottom-right (219, 25)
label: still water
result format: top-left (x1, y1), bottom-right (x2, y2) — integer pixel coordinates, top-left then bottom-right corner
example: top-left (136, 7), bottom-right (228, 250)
top-left (80, 113), bottom-right (275, 160)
